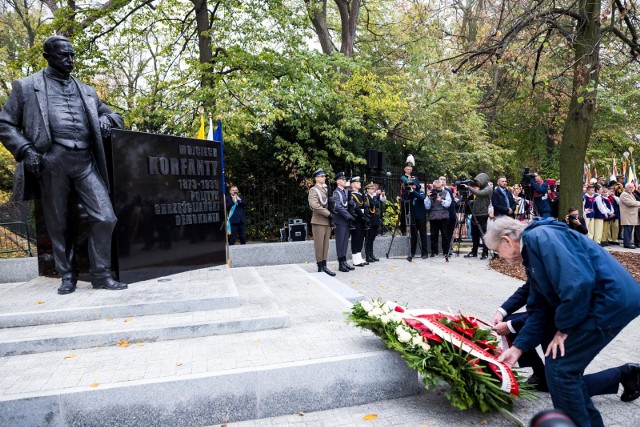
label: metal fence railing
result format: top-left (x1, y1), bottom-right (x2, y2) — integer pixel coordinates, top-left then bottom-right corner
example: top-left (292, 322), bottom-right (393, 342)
top-left (0, 221), bottom-right (33, 257)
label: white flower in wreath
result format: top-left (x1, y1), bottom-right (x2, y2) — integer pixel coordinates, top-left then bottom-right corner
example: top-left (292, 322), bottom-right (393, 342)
top-left (383, 301), bottom-right (396, 312)
top-left (360, 300), bottom-right (373, 313)
top-left (395, 325), bottom-right (406, 336)
top-left (379, 314), bottom-right (391, 324)
top-left (388, 313), bottom-right (404, 323)
top-left (420, 342), bottom-right (431, 351)
top-left (411, 336), bottom-right (424, 347)
top-left (398, 331), bottom-right (413, 343)
top-left (369, 307), bottom-right (384, 317)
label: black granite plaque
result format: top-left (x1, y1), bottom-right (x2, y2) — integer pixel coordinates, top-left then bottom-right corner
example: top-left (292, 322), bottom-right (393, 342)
top-left (109, 129), bottom-right (227, 282)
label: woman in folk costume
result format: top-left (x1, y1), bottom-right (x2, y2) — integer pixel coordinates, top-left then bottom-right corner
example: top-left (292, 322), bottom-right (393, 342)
top-left (308, 168), bottom-right (336, 276)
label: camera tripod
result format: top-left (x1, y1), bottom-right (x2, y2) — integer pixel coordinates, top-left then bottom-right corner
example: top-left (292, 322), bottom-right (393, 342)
top-left (386, 196), bottom-right (425, 259)
top-left (448, 193), bottom-right (494, 260)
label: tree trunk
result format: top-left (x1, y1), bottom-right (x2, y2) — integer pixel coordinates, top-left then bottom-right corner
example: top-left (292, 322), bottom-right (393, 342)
top-left (559, 0), bottom-right (601, 216)
top-left (304, 0), bottom-right (335, 55)
top-left (192, 0), bottom-right (214, 91)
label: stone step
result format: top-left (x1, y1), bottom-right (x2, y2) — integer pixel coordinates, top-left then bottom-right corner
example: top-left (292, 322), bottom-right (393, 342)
top-left (0, 267), bottom-right (238, 327)
top-left (0, 266), bottom-right (288, 356)
top-left (0, 326), bottom-right (419, 427)
top-left (0, 305), bottom-right (289, 357)
top-left (0, 265), bottom-right (422, 425)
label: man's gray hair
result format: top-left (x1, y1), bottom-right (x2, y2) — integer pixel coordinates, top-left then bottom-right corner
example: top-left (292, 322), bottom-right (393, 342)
top-left (484, 216), bottom-right (527, 250)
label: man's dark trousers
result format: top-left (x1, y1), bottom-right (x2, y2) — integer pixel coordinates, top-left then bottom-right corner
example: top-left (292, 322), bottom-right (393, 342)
top-left (430, 218), bottom-right (449, 256)
top-left (229, 222), bottom-right (246, 245)
top-left (40, 144), bottom-right (116, 280)
top-left (470, 214), bottom-right (488, 256)
top-left (410, 218), bottom-right (428, 256)
top-left (545, 323), bottom-right (623, 427)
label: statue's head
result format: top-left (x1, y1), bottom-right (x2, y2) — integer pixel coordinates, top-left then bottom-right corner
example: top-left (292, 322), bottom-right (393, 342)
top-left (43, 35), bottom-right (74, 76)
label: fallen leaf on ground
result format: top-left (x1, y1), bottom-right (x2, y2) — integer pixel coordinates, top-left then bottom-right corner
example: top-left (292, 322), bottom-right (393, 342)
top-left (298, 411), bottom-right (305, 416)
top-left (136, 343), bottom-right (144, 347)
top-left (105, 316), bottom-right (113, 321)
top-left (253, 339), bottom-right (261, 344)
top-left (124, 317), bottom-right (133, 323)
top-left (88, 381), bottom-right (100, 388)
top-left (116, 340), bottom-right (130, 347)
top-left (176, 363), bottom-right (182, 367)
top-left (363, 414), bottom-right (378, 421)
top-left (480, 420), bottom-right (488, 425)
top-left (35, 300), bottom-right (45, 304)
top-left (64, 354), bottom-right (76, 360)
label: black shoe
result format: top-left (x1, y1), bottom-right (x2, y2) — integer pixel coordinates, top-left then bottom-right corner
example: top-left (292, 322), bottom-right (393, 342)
top-left (317, 262), bottom-right (323, 273)
top-left (371, 254), bottom-right (380, 262)
top-left (464, 253), bottom-right (477, 258)
top-left (365, 253), bottom-right (376, 263)
top-left (345, 262), bottom-right (355, 270)
top-left (600, 242), bottom-right (609, 247)
top-left (57, 277), bottom-right (77, 295)
top-left (91, 277), bottom-right (128, 291)
top-left (624, 245), bottom-right (637, 249)
top-left (321, 261), bottom-right (336, 277)
top-left (480, 254), bottom-right (488, 260)
top-left (610, 241), bottom-right (620, 245)
top-left (526, 374), bottom-right (549, 392)
top-left (407, 255), bottom-right (413, 262)
top-left (492, 253), bottom-right (500, 260)
top-left (338, 261), bottom-right (350, 272)
top-left (429, 253), bottom-right (435, 258)
top-left (621, 363), bottom-right (640, 402)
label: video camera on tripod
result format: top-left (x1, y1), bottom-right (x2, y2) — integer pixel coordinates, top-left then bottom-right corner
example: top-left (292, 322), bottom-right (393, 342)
top-left (520, 167), bottom-right (536, 199)
top-left (454, 178), bottom-right (475, 199)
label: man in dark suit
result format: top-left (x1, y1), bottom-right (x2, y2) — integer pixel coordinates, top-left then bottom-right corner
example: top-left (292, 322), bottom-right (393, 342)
top-left (493, 281), bottom-right (640, 401)
top-left (225, 185), bottom-right (246, 245)
top-left (491, 176), bottom-right (515, 218)
top-left (0, 35), bottom-right (127, 295)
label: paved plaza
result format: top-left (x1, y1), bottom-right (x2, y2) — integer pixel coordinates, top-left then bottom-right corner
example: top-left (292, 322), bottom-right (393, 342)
top-left (238, 250), bottom-right (640, 427)
top-left (0, 245), bottom-right (639, 426)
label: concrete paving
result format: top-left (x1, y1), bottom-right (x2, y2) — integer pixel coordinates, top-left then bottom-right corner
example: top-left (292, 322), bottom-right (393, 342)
top-left (1, 243), bottom-right (639, 426)
top-left (234, 250), bottom-right (640, 427)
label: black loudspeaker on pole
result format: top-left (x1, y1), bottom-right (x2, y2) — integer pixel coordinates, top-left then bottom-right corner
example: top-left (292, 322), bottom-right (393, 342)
top-left (366, 149), bottom-right (379, 169)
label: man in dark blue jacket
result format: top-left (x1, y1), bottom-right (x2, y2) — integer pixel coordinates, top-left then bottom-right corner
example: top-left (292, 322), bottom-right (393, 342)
top-left (226, 186), bottom-right (247, 245)
top-left (485, 217), bottom-right (640, 427)
top-left (493, 281), bottom-right (640, 400)
top-left (333, 172), bottom-right (356, 272)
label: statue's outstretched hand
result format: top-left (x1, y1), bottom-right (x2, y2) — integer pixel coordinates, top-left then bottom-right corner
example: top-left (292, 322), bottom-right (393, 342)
top-left (99, 116), bottom-right (112, 139)
top-left (23, 147), bottom-right (42, 177)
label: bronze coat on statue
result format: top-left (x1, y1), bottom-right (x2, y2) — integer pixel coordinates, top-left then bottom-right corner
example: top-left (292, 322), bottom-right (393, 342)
top-left (0, 69), bottom-right (124, 201)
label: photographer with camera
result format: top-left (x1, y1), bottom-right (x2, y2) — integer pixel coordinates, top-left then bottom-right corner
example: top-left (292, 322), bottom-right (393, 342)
top-left (565, 207), bottom-right (588, 235)
top-left (463, 173), bottom-right (492, 260)
top-left (425, 179), bottom-right (452, 257)
top-left (308, 168), bottom-right (336, 276)
top-left (528, 172), bottom-right (551, 218)
top-left (398, 161), bottom-right (415, 235)
top-left (404, 178), bottom-right (428, 262)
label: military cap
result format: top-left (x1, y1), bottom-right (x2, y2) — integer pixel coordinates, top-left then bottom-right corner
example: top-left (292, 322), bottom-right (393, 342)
top-left (312, 168), bottom-right (326, 179)
top-left (365, 182), bottom-right (375, 190)
top-left (334, 171), bottom-right (347, 181)
top-left (350, 176), bottom-right (361, 184)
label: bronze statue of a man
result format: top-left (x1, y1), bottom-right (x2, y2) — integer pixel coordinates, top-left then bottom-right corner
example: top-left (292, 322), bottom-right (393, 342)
top-left (0, 35), bottom-right (127, 295)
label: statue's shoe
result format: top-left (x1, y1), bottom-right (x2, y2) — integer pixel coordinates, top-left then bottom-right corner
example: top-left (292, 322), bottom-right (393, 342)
top-left (91, 277), bottom-right (128, 291)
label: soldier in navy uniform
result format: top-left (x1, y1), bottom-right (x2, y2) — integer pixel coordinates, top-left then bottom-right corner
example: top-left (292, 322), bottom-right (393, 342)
top-left (333, 172), bottom-right (355, 272)
top-left (0, 35), bottom-right (127, 295)
top-left (349, 177), bottom-right (368, 267)
top-left (364, 182), bottom-right (384, 262)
